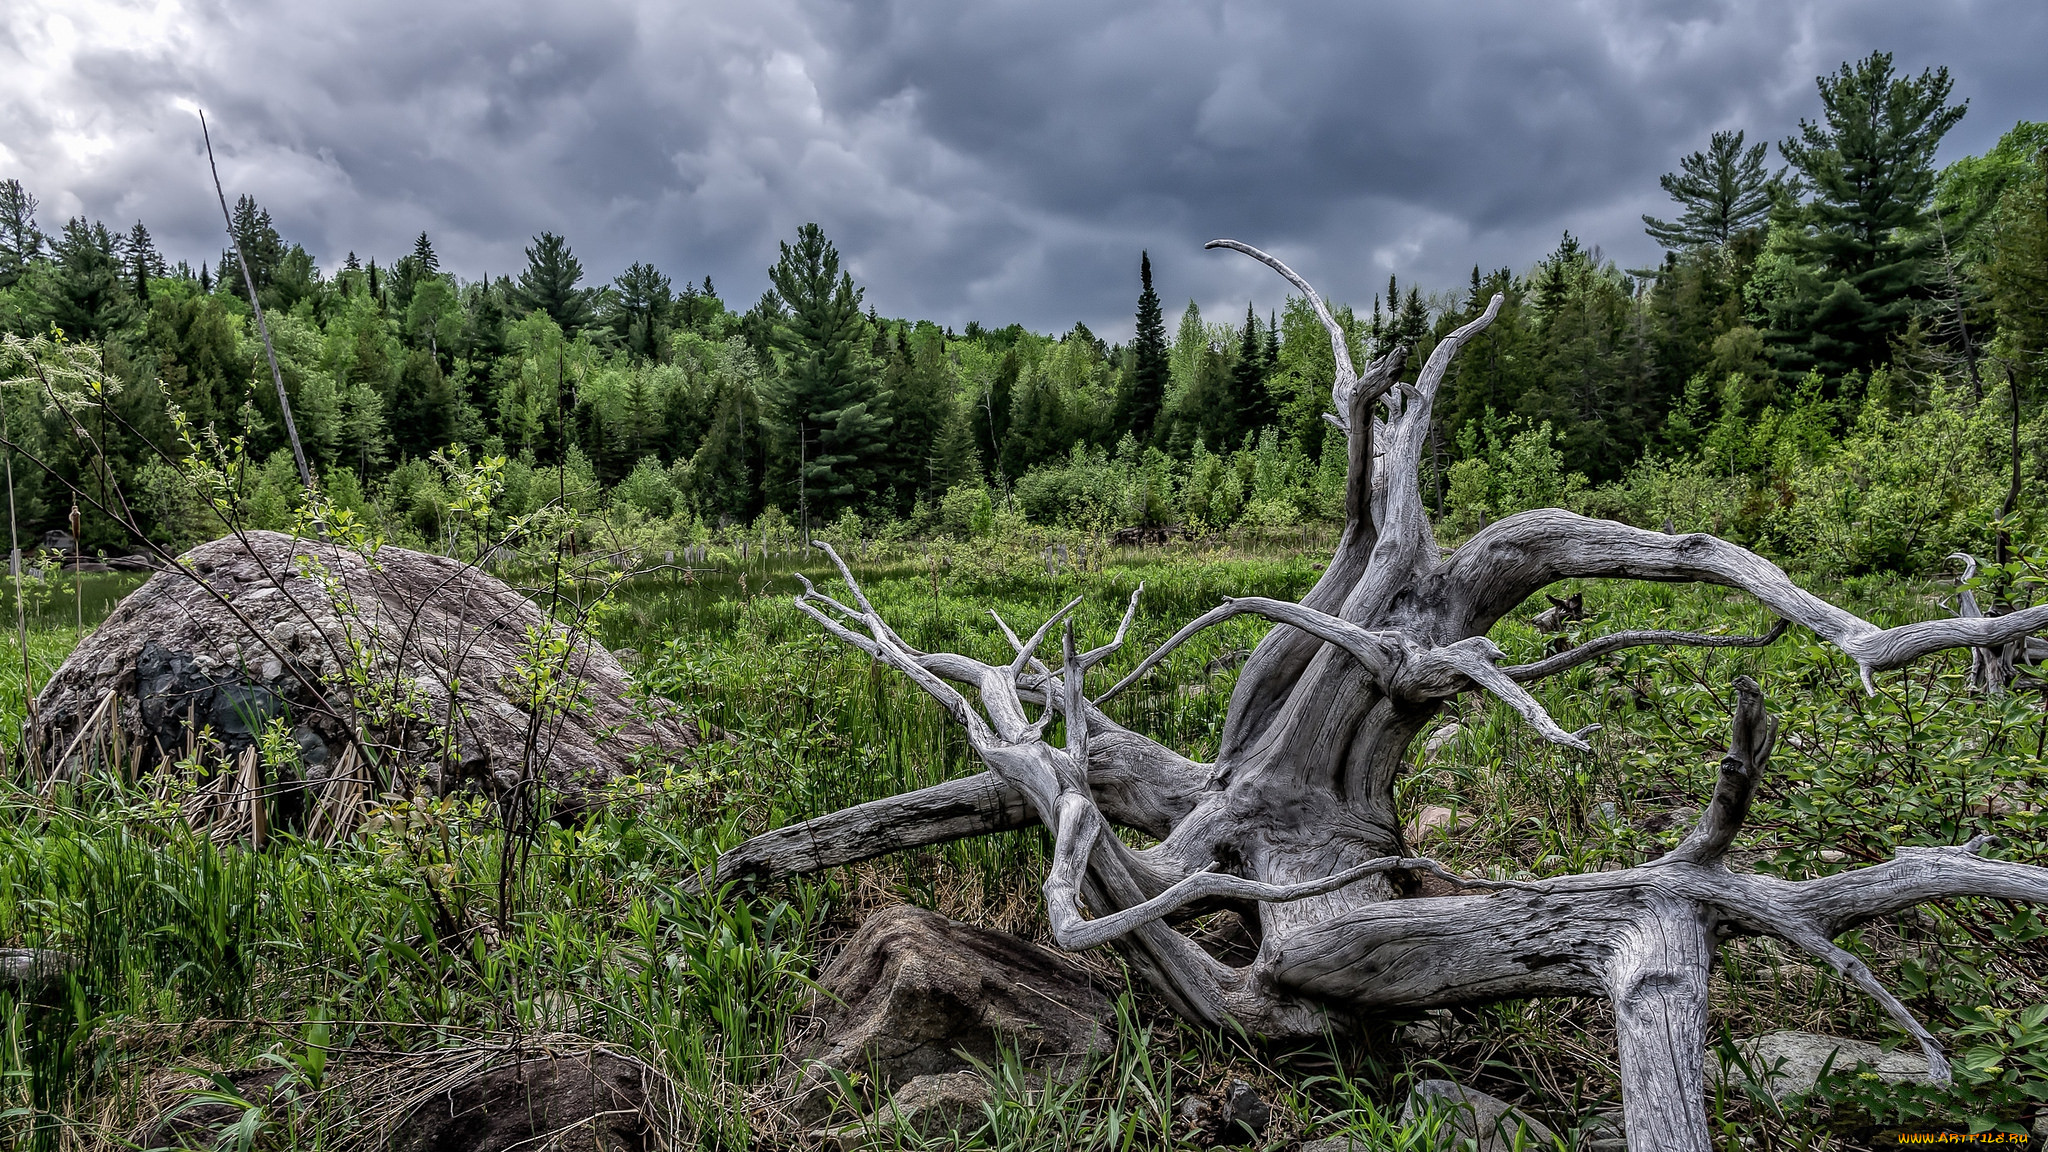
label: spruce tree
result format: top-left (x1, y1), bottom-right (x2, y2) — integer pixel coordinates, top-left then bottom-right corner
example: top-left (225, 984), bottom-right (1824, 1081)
top-left (412, 232), bottom-right (439, 275)
top-left (767, 222), bottom-right (890, 523)
top-left (1228, 302), bottom-right (1275, 443)
top-left (1642, 130), bottom-right (1780, 249)
top-left (121, 221), bottom-right (164, 305)
top-left (881, 322), bottom-right (958, 508)
top-left (1122, 251), bottom-right (1169, 442)
top-left (511, 232), bottom-right (596, 332)
top-left (222, 194), bottom-right (285, 295)
top-left (1769, 52), bottom-right (1968, 380)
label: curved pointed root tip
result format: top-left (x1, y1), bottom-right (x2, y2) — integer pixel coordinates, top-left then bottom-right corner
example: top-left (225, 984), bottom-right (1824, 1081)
top-left (1567, 724), bottom-right (1601, 748)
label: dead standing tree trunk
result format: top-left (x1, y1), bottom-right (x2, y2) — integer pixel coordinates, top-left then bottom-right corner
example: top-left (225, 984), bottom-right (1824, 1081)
top-left (720, 241), bottom-right (2048, 1152)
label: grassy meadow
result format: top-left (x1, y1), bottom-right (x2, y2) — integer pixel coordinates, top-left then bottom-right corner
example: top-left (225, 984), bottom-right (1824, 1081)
top-left (0, 535), bottom-right (2044, 1150)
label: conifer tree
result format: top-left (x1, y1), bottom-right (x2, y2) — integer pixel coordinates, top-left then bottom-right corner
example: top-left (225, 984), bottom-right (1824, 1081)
top-left (1228, 302), bottom-right (1275, 442)
top-left (767, 223), bottom-right (890, 523)
top-left (0, 179), bottom-right (44, 287)
top-left (41, 218), bottom-right (132, 341)
top-left (881, 322), bottom-right (958, 508)
top-left (412, 231), bottom-right (439, 275)
top-left (511, 232), bottom-right (596, 332)
top-left (1642, 130), bottom-right (1780, 250)
top-left (222, 194), bottom-right (285, 295)
top-left (611, 262), bottom-right (673, 361)
top-left (121, 221), bottom-right (164, 305)
top-left (1121, 251), bottom-right (1169, 441)
top-left (1768, 52), bottom-right (1968, 380)
top-left (392, 348), bottom-right (456, 461)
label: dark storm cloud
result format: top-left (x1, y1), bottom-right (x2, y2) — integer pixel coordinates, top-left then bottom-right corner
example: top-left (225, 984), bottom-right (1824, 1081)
top-left (4, 0), bottom-right (2042, 336)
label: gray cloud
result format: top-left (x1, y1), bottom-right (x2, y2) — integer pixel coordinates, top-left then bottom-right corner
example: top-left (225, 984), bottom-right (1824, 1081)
top-left (3, 0), bottom-right (2041, 338)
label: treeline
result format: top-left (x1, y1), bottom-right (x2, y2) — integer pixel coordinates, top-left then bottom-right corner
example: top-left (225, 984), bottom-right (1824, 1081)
top-left (0, 52), bottom-right (2043, 575)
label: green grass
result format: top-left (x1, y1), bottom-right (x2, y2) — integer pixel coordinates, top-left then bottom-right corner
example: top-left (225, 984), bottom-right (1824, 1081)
top-left (0, 538), bottom-right (2043, 1149)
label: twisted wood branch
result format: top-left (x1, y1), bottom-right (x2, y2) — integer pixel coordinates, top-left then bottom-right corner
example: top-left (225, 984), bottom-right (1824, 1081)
top-left (724, 245), bottom-right (2048, 1152)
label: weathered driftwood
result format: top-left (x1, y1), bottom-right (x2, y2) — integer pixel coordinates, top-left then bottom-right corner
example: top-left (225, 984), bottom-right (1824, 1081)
top-left (724, 241), bottom-right (2048, 1152)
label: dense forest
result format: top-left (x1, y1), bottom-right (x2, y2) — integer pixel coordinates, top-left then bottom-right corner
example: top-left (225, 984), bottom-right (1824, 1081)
top-left (1, 51), bottom-right (2043, 576)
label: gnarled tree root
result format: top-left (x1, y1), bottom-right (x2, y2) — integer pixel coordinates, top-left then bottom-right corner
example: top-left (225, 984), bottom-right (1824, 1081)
top-left (718, 241), bottom-right (2048, 1152)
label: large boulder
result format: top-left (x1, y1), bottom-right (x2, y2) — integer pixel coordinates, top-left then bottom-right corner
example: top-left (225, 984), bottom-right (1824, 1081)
top-left (795, 905), bottom-right (1113, 1120)
top-left (29, 531), bottom-right (699, 804)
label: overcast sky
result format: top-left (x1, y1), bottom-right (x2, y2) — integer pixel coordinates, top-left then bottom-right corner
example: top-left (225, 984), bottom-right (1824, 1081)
top-left (3, 1), bottom-right (2042, 338)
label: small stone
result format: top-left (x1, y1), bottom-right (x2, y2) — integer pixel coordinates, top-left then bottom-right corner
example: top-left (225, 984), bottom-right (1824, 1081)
top-left (1397, 1008), bottom-right (1455, 1051)
top-left (1817, 849), bottom-right (1848, 863)
top-left (1217, 1079), bottom-right (1269, 1145)
top-left (0, 948), bottom-right (80, 1002)
top-left (1404, 804), bottom-right (1469, 843)
top-left (839, 1071), bottom-right (992, 1142)
top-left (1397, 1079), bottom-right (1559, 1152)
top-left (1422, 722), bottom-right (1461, 759)
top-left (1718, 1031), bottom-right (1934, 1100)
top-left (1174, 1093), bottom-right (1214, 1133)
top-left (1580, 1111), bottom-right (1627, 1152)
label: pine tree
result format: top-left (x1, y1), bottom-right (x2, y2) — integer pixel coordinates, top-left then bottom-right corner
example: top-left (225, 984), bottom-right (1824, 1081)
top-left (40, 218), bottom-right (133, 341)
top-left (767, 223), bottom-right (891, 523)
top-left (1768, 52), bottom-right (1968, 380)
top-left (1121, 252), bottom-right (1169, 441)
top-left (0, 179), bottom-right (44, 287)
top-left (611, 261), bottom-right (673, 360)
top-left (1642, 130), bottom-right (1781, 249)
top-left (511, 232), bottom-right (596, 332)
